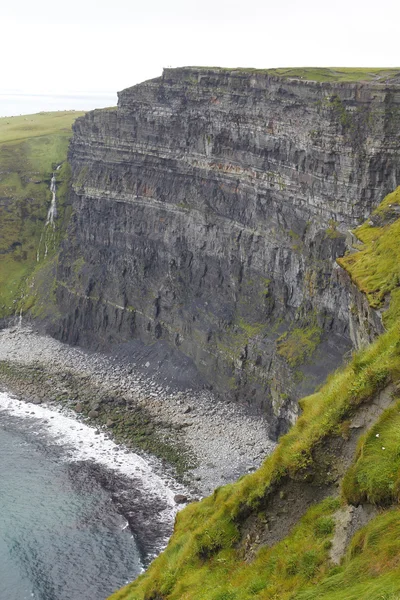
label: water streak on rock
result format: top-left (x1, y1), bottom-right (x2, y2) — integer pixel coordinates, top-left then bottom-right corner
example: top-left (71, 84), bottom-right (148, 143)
top-left (37, 163), bottom-right (62, 261)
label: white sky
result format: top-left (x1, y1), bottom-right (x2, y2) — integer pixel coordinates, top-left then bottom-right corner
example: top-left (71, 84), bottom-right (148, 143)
top-left (1, 0), bottom-right (400, 114)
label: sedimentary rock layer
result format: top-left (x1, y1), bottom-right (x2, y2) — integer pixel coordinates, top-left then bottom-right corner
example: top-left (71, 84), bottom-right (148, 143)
top-left (54, 68), bottom-right (400, 435)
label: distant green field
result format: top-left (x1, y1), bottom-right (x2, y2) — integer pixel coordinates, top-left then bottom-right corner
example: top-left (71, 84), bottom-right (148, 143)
top-left (0, 111), bottom-right (84, 319)
top-left (265, 67), bottom-right (400, 82)
top-left (185, 66), bottom-right (400, 83)
top-left (0, 111), bottom-right (84, 144)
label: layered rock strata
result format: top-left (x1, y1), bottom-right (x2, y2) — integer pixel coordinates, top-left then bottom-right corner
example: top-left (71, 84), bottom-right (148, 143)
top-left (54, 68), bottom-right (400, 436)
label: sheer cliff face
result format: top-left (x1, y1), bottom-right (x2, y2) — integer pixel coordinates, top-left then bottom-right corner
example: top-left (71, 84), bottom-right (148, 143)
top-left (55, 68), bottom-right (400, 436)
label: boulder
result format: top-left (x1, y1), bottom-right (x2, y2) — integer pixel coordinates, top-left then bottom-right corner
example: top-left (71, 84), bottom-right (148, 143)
top-left (174, 494), bottom-right (188, 504)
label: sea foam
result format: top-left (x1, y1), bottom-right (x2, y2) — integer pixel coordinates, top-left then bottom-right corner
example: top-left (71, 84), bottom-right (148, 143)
top-left (0, 391), bottom-right (184, 534)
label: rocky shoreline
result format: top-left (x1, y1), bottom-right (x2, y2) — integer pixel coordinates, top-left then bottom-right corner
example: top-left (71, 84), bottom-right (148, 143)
top-left (0, 325), bottom-right (275, 496)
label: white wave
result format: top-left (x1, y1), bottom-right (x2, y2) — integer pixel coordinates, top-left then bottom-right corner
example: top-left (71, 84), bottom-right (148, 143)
top-left (0, 391), bottom-right (185, 527)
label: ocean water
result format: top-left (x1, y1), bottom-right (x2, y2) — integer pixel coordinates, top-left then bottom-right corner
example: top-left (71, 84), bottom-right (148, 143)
top-left (0, 392), bottom-right (179, 600)
top-left (0, 92), bottom-right (117, 117)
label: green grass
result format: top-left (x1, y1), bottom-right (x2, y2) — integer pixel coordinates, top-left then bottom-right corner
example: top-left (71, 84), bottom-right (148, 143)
top-left (343, 399), bottom-right (400, 505)
top-left (295, 509), bottom-right (400, 599)
top-left (0, 111), bottom-right (84, 318)
top-left (178, 66), bottom-right (400, 83)
top-left (215, 315), bottom-right (266, 362)
top-left (108, 319), bottom-right (400, 599)
top-left (338, 187), bottom-right (400, 317)
top-left (277, 323), bottom-right (323, 367)
top-left (325, 220), bottom-right (342, 239)
top-left (111, 498), bottom-right (341, 600)
top-left (0, 111), bottom-right (83, 144)
top-left (263, 67), bottom-right (400, 83)
top-left (108, 187), bottom-right (400, 599)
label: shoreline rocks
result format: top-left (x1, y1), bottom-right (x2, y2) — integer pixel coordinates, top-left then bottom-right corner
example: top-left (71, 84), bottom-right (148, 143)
top-left (0, 326), bottom-right (275, 495)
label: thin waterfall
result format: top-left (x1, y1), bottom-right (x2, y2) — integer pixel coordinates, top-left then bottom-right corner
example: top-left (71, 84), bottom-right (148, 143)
top-left (37, 164), bottom-right (62, 262)
top-left (13, 307), bottom-right (23, 329)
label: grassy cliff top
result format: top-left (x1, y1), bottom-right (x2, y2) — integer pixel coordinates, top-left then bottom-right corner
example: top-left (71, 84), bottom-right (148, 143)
top-left (110, 187), bottom-right (400, 599)
top-left (169, 66), bottom-right (400, 83)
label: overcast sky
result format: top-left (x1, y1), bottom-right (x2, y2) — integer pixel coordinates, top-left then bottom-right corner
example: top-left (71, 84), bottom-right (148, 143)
top-left (1, 0), bottom-right (399, 115)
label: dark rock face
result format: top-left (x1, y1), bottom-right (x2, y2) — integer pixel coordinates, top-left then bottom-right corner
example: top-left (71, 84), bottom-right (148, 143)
top-left (54, 68), bottom-right (400, 437)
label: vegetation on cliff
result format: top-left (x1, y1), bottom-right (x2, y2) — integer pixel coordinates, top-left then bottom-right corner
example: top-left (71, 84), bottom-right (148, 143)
top-left (110, 187), bottom-right (400, 599)
top-left (173, 66), bottom-right (400, 83)
top-left (252, 67), bottom-right (400, 83)
top-left (0, 111), bottom-right (84, 320)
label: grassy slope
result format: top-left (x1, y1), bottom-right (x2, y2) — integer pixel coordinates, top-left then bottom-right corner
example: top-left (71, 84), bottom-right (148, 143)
top-left (0, 111), bottom-right (84, 319)
top-left (186, 67), bottom-right (400, 83)
top-left (110, 187), bottom-right (400, 599)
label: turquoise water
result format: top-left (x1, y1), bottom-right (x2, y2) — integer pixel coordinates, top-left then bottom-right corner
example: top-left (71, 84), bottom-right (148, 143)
top-left (0, 398), bottom-right (174, 600)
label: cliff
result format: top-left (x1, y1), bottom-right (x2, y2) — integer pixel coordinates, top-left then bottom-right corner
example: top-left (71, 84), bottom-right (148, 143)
top-left (2, 70), bottom-right (400, 600)
top-left (109, 185), bottom-right (400, 600)
top-left (54, 67), bottom-right (400, 435)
